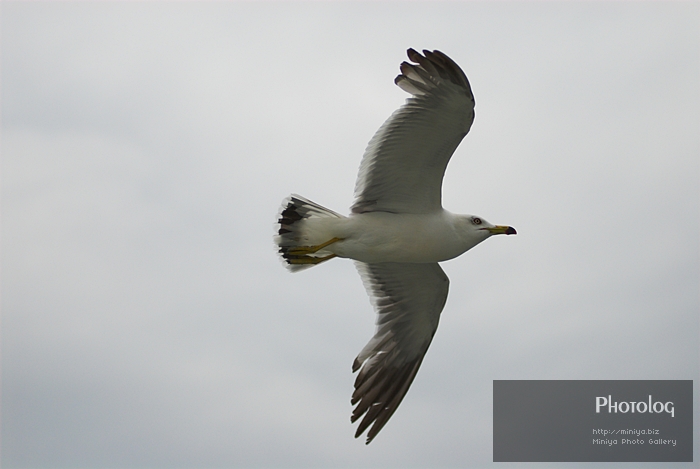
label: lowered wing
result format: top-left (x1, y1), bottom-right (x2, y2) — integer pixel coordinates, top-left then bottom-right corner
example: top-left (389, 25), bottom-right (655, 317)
top-left (352, 262), bottom-right (449, 443)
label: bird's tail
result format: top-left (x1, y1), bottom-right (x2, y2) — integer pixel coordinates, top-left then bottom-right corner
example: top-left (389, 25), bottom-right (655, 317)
top-left (275, 194), bottom-right (345, 272)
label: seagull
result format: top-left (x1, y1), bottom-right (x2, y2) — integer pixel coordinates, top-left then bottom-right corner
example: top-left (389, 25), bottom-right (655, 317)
top-left (275, 48), bottom-right (516, 444)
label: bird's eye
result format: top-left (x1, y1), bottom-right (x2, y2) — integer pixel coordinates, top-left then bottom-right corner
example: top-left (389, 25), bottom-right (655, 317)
top-left (471, 217), bottom-right (482, 225)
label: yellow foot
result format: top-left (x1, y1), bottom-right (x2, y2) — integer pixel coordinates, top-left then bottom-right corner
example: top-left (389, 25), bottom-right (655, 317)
top-left (287, 237), bottom-right (343, 256)
top-left (287, 253), bottom-right (337, 265)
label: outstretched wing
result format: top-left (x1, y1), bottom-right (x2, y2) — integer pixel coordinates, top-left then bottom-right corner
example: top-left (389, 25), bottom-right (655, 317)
top-left (352, 262), bottom-right (449, 444)
top-left (352, 49), bottom-right (475, 215)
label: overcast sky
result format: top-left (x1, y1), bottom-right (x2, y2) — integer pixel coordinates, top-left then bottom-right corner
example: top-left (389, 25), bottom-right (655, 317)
top-left (2, 2), bottom-right (698, 468)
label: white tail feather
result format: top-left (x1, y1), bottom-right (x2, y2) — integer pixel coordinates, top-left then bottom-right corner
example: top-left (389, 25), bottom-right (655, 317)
top-left (275, 194), bottom-right (344, 272)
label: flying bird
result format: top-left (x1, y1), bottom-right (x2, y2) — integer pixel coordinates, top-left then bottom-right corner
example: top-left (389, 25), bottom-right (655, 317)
top-left (275, 48), bottom-right (516, 444)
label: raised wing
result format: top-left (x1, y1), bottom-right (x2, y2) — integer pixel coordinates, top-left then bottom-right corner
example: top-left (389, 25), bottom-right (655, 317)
top-left (352, 262), bottom-right (449, 444)
top-left (351, 49), bottom-right (475, 215)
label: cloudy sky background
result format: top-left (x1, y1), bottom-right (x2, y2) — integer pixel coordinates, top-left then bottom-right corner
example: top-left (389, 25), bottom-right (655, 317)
top-left (2, 2), bottom-right (698, 468)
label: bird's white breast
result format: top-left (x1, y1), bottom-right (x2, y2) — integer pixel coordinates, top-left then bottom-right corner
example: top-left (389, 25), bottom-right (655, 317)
top-left (329, 210), bottom-right (483, 263)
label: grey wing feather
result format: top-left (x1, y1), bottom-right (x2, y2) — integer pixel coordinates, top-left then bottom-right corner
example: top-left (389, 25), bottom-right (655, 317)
top-left (351, 262), bottom-right (449, 444)
top-left (352, 49), bottom-right (476, 215)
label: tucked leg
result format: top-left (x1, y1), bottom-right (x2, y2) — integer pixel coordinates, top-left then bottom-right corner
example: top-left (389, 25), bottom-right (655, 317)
top-left (287, 237), bottom-right (343, 256)
top-left (287, 253), bottom-right (337, 265)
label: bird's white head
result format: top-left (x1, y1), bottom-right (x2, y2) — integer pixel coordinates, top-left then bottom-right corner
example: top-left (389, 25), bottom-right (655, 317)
top-left (456, 214), bottom-right (516, 250)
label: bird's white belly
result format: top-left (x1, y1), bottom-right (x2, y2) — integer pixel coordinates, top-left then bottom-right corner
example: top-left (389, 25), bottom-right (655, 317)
top-left (329, 211), bottom-right (468, 263)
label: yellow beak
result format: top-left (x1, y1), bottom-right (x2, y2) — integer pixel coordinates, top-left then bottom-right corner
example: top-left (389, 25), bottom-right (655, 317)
top-left (485, 225), bottom-right (517, 235)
